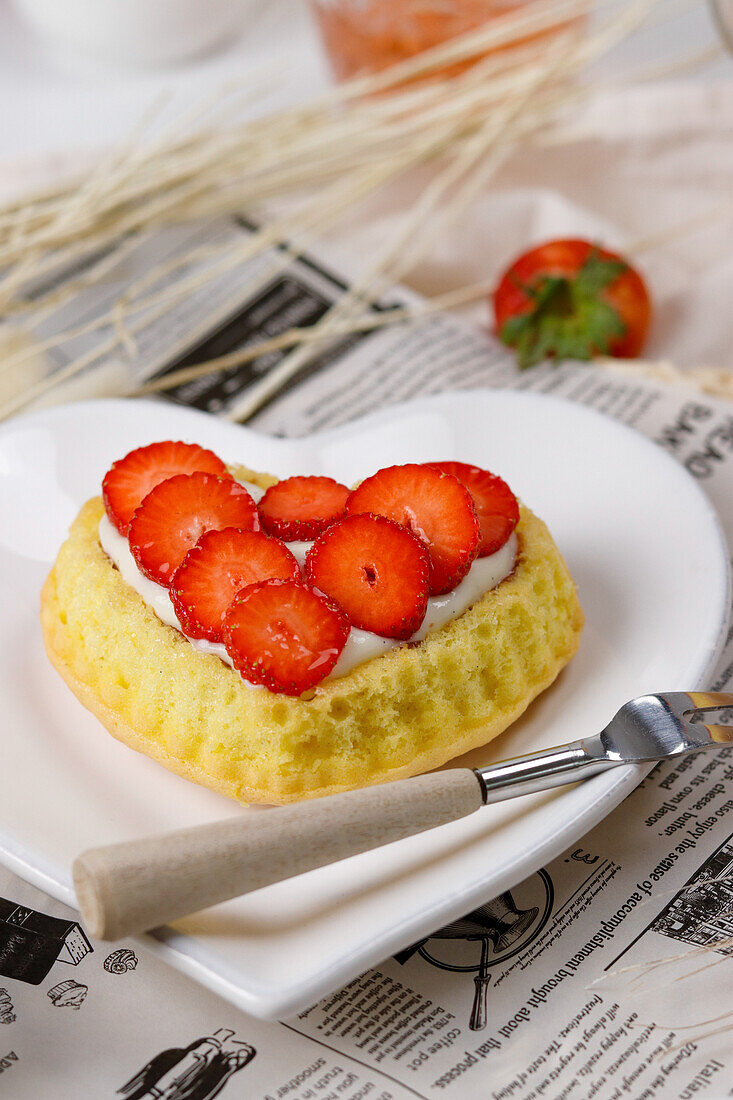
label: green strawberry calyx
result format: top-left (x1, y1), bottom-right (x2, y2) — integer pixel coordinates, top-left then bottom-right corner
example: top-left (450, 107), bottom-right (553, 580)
top-left (499, 252), bottom-right (629, 370)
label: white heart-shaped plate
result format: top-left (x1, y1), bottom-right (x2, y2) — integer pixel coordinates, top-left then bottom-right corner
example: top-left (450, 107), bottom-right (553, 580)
top-left (0, 390), bottom-right (728, 1019)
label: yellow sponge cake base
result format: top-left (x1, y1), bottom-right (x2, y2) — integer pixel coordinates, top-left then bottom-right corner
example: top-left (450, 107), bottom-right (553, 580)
top-left (41, 480), bottom-right (583, 804)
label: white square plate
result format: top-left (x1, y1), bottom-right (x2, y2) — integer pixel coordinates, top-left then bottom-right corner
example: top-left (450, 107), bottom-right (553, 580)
top-left (0, 390), bottom-right (729, 1019)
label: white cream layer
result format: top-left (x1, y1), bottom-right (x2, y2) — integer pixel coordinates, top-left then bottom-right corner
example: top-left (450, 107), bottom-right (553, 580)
top-left (98, 481), bottom-right (516, 683)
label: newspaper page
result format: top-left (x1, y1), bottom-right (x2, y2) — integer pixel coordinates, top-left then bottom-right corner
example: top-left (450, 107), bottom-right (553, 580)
top-left (2, 218), bottom-right (732, 1099)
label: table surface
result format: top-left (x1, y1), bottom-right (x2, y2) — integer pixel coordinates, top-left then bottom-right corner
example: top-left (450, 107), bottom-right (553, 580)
top-left (1, 0), bottom-right (730, 163)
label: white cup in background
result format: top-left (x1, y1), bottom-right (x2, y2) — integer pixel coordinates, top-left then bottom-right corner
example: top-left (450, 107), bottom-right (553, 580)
top-left (12, 0), bottom-right (259, 67)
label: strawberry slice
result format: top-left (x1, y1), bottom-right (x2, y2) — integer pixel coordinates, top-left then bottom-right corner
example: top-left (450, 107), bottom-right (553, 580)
top-left (345, 464), bottom-right (479, 596)
top-left (129, 473), bottom-right (258, 586)
top-left (258, 476), bottom-right (350, 541)
top-left (306, 514), bottom-right (429, 640)
top-left (102, 440), bottom-right (227, 536)
top-left (223, 579), bottom-right (350, 695)
top-left (171, 528), bottom-right (300, 642)
top-left (428, 461), bottom-right (519, 556)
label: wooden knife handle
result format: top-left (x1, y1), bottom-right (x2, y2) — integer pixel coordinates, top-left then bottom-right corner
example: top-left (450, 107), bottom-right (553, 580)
top-left (73, 769), bottom-right (484, 940)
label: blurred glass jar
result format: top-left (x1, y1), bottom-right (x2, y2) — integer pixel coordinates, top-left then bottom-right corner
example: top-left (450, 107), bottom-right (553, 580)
top-left (310, 0), bottom-right (561, 83)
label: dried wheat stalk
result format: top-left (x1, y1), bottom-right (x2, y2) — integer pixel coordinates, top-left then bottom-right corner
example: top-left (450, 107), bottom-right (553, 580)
top-left (0, 0), bottom-right (714, 422)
